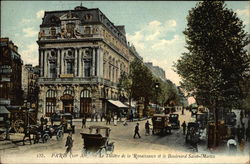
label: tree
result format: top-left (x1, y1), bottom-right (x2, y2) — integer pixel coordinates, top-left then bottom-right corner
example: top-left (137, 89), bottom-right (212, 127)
top-left (117, 58), bottom-right (154, 115)
top-left (174, 1), bottom-right (249, 146)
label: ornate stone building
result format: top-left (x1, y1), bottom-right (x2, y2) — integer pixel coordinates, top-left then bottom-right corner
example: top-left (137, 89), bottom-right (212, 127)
top-left (37, 5), bottom-right (141, 118)
top-left (0, 38), bottom-right (23, 107)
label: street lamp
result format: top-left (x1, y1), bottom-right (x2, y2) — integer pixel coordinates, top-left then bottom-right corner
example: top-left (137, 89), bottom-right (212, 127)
top-left (155, 82), bottom-right (160, 114)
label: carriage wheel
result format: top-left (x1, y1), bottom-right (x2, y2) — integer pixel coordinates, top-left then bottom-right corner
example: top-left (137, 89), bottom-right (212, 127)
top-left (43, 134), bottom-right (50, 143)
top-left (99, 148), bottom-right (106, 157)
top-left (13, 119), bottom-right (25, 133)
top-left (56, 131), bottom-right (63, 141)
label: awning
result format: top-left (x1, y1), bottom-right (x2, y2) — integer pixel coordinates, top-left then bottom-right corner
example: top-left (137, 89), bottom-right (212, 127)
top-left (108, 100), bottom-right (128, 108)
top-left (0, 106), bottom-right (10, 114)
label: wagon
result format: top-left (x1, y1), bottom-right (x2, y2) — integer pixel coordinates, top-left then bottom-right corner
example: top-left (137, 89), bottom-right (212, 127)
top-left (80, 126), bottom-right (114, 157)
top-left (152, 114), bottom-right (172, 135)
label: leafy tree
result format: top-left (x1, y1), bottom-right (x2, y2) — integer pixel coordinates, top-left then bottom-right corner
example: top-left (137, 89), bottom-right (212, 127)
top-left (174, 1), bottom-right (250, 146)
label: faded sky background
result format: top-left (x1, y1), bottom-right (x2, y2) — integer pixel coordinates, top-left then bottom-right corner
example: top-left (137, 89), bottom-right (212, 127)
top-left (1, 1), bottom-right (249, 86)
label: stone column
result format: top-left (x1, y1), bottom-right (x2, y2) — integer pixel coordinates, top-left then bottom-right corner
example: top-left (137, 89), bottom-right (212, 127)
top-left (92, 48), bottom-right (95, 76)
top-left (82, 49), bottom-right (85, 77)
top-left (47, 50), bottom-right (51, 78)
top-left (95, 48), bottom-right (99, 77)
top-left (57, 49), bottom-right (60, 77)
top-left (99, 48), bottom-right (103, 78)
top-left (61, 49), bottom-right (64, 75)
top-left (78, 48), bottom-right (81, 77)
top-left (44, 50), bottom-right (48, 78)
top-left (74, 48), bottom-right (77, 76)
top-left (40, 49), bottom-right (44, 77)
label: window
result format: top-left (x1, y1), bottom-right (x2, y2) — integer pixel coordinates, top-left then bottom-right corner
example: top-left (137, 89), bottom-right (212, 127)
top-left (51, 27), bottom-right (56, 36)
top-left (66, 61), bottom-right (74, 74)
top-left (85, 27), bottom-right (91, 34)
top-left (49, 62), bottom-right (57, 78)
top-left (84, 61), bottom-right (91, 77)
top-left (80, 90), bottom-right (91, 98)
top-left (63, 89), bottom-right (74, 95)
top-left (46, 90), bottom-right (56, 116)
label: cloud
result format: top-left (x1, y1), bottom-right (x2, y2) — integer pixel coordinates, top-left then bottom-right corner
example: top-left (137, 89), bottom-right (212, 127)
top-left (20, 43), bottom-right (38, 65)
top-left (22, 27), bottom-right (37, 37)
top-left (21, 18), bottom-right (32, 24)
top-left (236, 7), bottom-right (250, 24)
top-left (36, 10), bottom-right (44, 19)
top-left (127, 19), bottom-right (186, 85)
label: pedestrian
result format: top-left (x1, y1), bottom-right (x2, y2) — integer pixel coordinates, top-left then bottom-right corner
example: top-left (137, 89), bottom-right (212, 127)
top-left (246, 127), bottom-right (249, 141)
top-left (239, 139), bottom-right (245, 152)
top-left (237, 125), bottom-right (242, 144)
top-left (123, 118), bottom-right (128, 126)
top-left (181, 121), bottom-right (187, 135)
top-left (40, 115), bottom-right (44, 126)
top-left (106, 113), bottom-right (111, 125)
top-left (95, 112), bottom-right (98, 122)
top-left (101, 113), bottom-right (105, 122)
top-left (133, 123), bottom-right (141, 138)
top-left (82, 116), bottom-right (86, 128)
top-left (114, 118), bottom-right (117, 126)
top-left (182, 108), bottom-right (184, 115)
top-left (65, 132), bottom-right (74, 156)
top-left (131, 112), bottom-right (134, 122)
top-left (145, 120), bottom-right (151, 135)
top-left (5, 118), bottom-right (10, 140)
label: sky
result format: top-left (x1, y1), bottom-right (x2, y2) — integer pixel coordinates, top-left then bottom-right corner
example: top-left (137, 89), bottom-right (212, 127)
top-left (1, 1), bottom-right (250, 86)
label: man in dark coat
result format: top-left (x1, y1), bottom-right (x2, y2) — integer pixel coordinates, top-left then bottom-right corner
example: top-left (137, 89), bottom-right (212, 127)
top-left (82, 116), bottom-right (86, 128)
top-left (145, 120), bottom-right (151, 135)
top-left (181, 121), bottom-right (187, 135)
top-left (65, 133), bottom-right (74, 156)
top-left (134, 123), bottom-right (141, 138)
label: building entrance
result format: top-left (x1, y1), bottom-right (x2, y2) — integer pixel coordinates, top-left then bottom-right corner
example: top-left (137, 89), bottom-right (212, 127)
top-left (61, 94), bottom-right (74, 114)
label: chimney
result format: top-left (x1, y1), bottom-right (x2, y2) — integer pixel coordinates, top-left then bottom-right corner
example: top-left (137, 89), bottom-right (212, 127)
top-left (13, 45), bottom-right (18, 53)
top-left (8, 41), bottom-right (14, 50)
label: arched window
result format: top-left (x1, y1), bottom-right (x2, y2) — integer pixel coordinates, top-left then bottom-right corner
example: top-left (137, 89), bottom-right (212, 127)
top-left (80, 89), bottom-right (92, 117)
top-left (80, 89), bottom-right (91, 98)
top-left (46, 90), bottom-right (56, 116)
top-left (46, 89), bottom-right (56, 98)
top-left (63, 89), bottom-right (74, 95)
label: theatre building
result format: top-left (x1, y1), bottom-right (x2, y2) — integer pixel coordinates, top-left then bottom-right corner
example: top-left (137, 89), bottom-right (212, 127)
top-left (37, 5), bottom-right (141, 118)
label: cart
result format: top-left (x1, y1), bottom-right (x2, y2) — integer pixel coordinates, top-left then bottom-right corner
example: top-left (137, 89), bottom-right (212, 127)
top-left (152, 114), bottom-right (172, 135)
top-left (80, 126), bottom-right (114, 157)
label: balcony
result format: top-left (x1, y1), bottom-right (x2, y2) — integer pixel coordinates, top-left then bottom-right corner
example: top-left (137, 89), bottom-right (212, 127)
top-left (37, 76), bottom-right (117, 87)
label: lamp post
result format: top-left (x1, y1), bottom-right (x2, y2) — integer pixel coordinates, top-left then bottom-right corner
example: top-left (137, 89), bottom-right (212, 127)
top-left (155, 82), bottom-right (160, 114)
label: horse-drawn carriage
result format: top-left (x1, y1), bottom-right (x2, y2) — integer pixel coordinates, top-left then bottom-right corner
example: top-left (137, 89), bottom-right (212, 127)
top-left (51, 113), bottom-right (75, 133)
top-left (169, 114), bottom-right (180, 129)
top-left (152, 114), bottom-right (172, 135)
top-left (80, 126), bottom-right (114, 156)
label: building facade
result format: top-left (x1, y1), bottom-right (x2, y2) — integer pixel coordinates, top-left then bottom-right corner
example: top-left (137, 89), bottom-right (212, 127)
top-left (22, 64), bottom-right (39, 109)
top-left (144, 62), bottom-right (166, 80)
top-left (37, 5), bottom-right (140, 118)
top-left (0, 38), bottom-right (23, 106)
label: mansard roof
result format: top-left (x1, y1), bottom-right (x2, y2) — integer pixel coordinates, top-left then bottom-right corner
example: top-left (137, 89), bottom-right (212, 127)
top-left (40, 6), bottom-right (127, 45)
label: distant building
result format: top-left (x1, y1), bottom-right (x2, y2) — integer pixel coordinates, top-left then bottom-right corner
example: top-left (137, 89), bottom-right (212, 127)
top-left (144, 62), bottom-right (166, 80)
top-left (37, 5), bottom-right (141, 118)
top-left (0, 38), bottom-right (23, 106)
top-left (22, 64), bottom-right (39, 109)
